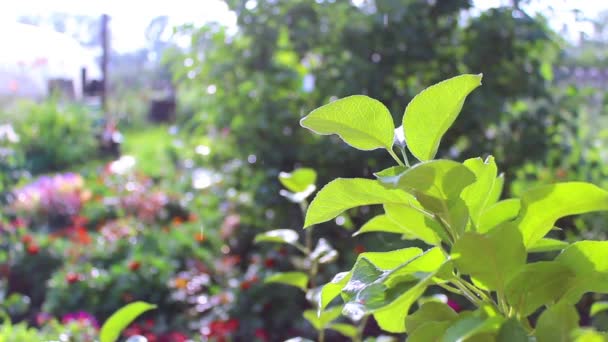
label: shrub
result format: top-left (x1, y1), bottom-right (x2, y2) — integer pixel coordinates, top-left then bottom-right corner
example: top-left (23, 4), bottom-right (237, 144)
top-left (5, 99), bottom-right (99, 174)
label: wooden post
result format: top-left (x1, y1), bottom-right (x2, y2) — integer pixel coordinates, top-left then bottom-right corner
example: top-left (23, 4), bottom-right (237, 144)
top-left (101, 14), bottom-right (110, 114)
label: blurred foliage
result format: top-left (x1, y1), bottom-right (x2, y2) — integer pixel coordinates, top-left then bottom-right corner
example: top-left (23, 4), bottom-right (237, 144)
top-left (2, 99), bottom-right (100, 175)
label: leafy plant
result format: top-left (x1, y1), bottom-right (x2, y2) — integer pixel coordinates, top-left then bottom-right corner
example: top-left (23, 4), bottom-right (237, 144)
top-left (99, 301), bottom-right (156, 342)
top-left (301, 74), bottom-right (608, 340)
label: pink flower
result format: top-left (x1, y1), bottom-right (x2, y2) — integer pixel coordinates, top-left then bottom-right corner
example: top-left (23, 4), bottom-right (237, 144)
top-left (61, 311), bottom-right (99, 329)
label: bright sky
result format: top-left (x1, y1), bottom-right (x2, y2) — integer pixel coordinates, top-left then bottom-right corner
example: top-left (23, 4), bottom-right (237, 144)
top-left (0, 0), bottom-right (605, 52)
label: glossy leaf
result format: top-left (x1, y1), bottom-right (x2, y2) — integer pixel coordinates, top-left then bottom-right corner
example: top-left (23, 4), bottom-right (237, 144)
top-left (394, 160), bottom-right (476, 201)
top-left (556, 241), bottom-right (608, 303)
top-left (478, 199), bottom-right (520, 233)
top-left (505, 262), bottom-right (575, 316)
top-left (265, 272), bottom-right (309, 291)
top-left (100, 301), bottom-right (157, 342)
top-left (353, 214), bottom-right (409, 236)
top-left (452, 224), bottom-right (526, 292)
top-left (515, 182), bottom-right (608, 247)
top-left (304, 178), bottom-right (415, 228)
top-left (300, 95), bottom-right (395, 151)
top-left (319, 272), bottom-right (351, 311)
top-left (405, 301), bottom-right (458, 332)
top-left (528, 238), bottom-right (569, 253)
top-left (383, 204), bottom-right (443, 245)
top-left (254, 229), bottom-right (299, 245)
top-left (279, 168), bottom-right (317, 193)
top-left (442, 315), bottom-right (504, 342)
top-left (403, 74), bottom-right (482, 161)
top-left (535, 301), bottom-right (579, 342)
top-left (461, 156), bottom-right (498, 227)
top-left (374, 165), bottom-right (408, 186)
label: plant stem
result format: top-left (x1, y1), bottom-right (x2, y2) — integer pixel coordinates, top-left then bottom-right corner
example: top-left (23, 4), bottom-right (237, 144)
top-left (438, 283), bottom-right (463, 295)
top-left (399, 146), bottom-right (411, 167)
top-left (354, 315), bottom-right (369, 342)
top-left (299, 200), bottom-right (318, 288)
top-left (319, 328), bottom-right (325, 342)
top-left (388, 149), bottom-right (405, 167)
top-left (452, 280), bottom-right (483, 306)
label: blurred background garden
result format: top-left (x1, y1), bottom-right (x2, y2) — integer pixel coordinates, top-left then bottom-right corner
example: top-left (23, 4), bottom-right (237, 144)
top-left (1, 0), bottom-right (608, 341)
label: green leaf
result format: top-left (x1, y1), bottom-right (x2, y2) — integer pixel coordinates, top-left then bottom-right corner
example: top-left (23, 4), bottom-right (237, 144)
top-left (590, 302), bottom-right (608, 317)
top-left (452, 224), bottom-right (526, 292)
top-left (300, 95), bottom-right (395, 151)
top-left (254, 229), bottom-right (299, 245)
top-left (461, 156), bottom-right (498, 228)
top-left (328, 323), bottom-right (358, 339)
top-left (394, 160), bottom-right (476, 201)
top-left (304, 178), bottom-right (415, 228)
top-left (320, 272), bottom-right (351, 311)
top-left (319, 247), bottom-right (423, 311)
top-left (535, 301), bottom-right (579, 342)
top-left (383, 204), bottom-right (443, 245)
top-left (497, 318), bottom-right (529, 342)
top-left (100, 301), bottom-right (156, 342)
top-left (265, 272), bottom-right (309, 291)
top-left (303, 306), bottom-right (342, 331)
top-left (408, 321), bottom-right (452, 342)
top-left (487, 174), bottom-right (505, 207)
top-left (515, 182), bottom-right (608, 247)
top-left (403, 74), bottom-right (482, 161)
top-left (442, 315), bottom-right (504, 342)
top-left (374, 165), bottom-right (408, 186)
top-left (353, 214), bottom-right (410, 237)
top-left (505, 262), bottom-right (575, 316)
top-left (573, 329), bottom-right (608, 342)
top-left (528, 238), bottom-right (569, 253)
top-left (556, 241), bottom-right (608, 303)
top-left (478, 199), bottom-right (520, 233)
top-left (279, 168), bottom-right (317, 193)
top-left (405, 301), bottom-right (458, 332)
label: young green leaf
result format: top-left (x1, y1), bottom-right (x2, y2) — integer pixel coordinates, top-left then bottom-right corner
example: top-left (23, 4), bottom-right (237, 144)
top-left (442, 315), bottom-right (504, 342)
top-left (451, 224), bottom-right (526, 293)
top-left (374, 165), bottom-right (408, 186)
top-left (319, 247), bottom-right (423, 311)
top-left (279, 168), bottom-right (317, 193)
top-left (555, 241), bottom-right (608, 303)
top-left (405, 301), bottom-right (458, 332)
top-left (461, 156), bottom-right (498, 227)
top-left (303, 306), bottom-right (343, 331)
top-left (383, 204), bottom-right (443, 245)
top-left (515, 182), bottom-right (608, 247)
top-left (535, 301), bottom-right (579, 342)
top-left (304, 178), bottom-right (416, 228)
top-left (478, 199), bottom-right (520, 233)
top-left (300, 95), bottom-right (395, 151)
top-left (528, 238), bottom-right (569, 253)
top-left (394, 160), bottom-right (476, 201)
top-left (99, 301), bottom-right (157, 342)
top-left (265, 272), bottom-right (309, 291)
top-left (403, 74), bottom-right (482, 161)
top-left (505, 261), bottom-right (575, 316)
top-left (353, 214), bottom-right (411, 237)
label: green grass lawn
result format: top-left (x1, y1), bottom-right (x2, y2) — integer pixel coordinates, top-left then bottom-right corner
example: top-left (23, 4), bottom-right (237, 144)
top-left (122, 125), bottom-right (174, 177)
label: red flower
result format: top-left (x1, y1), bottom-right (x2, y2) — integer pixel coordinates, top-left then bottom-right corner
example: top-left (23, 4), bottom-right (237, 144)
top-left (66, 272), bottom-right (80, 284)
top-left (264, 257), bottom-right (275, 268)
top-left (21, 234), bottom-right (33, 245)
top-left (129, 260), bottom-right (141, 271)
top-left (255, 328), bottom-right (269, 341)
top-left (204, 319), bottom-right (240, 340)
top-left (27, 244), bottom-right (40, 255)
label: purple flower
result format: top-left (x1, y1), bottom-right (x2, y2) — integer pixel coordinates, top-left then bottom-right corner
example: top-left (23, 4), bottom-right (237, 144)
top-left (61, 311), bottom-right (99, 329)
